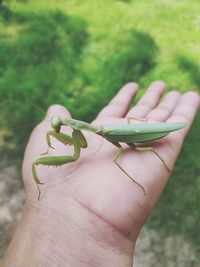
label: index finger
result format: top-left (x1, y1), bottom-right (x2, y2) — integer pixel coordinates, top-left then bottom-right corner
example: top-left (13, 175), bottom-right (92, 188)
top-left (97, 83), bottom-right (138, 118)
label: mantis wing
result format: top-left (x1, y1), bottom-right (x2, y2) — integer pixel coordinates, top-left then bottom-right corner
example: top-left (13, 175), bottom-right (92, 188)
top-left (102, 122), bottom-right (186, 143)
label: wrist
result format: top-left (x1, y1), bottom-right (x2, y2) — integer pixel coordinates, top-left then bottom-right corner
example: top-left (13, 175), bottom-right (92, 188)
top-left (3, 197), bottom-right (134, 267)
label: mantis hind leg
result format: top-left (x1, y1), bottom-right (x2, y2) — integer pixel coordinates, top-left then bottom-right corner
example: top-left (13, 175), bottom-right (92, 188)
top-left (128, 143), bottom-right (171, 173)
top-left (112, 142), bottom-right (146, 195)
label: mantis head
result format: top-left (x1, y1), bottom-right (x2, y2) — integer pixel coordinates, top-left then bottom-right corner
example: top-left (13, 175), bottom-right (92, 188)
top-left (51, 115), bottom-right (61, 133)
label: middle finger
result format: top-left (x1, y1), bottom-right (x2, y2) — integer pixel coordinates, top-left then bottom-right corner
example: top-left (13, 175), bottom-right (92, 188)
top-left (126, 81), bottom-right (165, 119)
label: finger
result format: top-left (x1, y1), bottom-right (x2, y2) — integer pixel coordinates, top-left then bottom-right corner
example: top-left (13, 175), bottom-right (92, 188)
top-left (45, 104), bottom-right (71, 121)
top-left (166, 92), bottom-right (200, 145)
top-left (97, 83), bottom-right (138, 118)
top-left (146, 91), bottom-right (181, 122)
top-left (43, 104), bottom-right (72, 136)
top-left (126, 81), bottom-right (165, 118)
top-left (22, 104), bottom-right (72, 187)
top-left (34, 104), bottom-right (71, 134)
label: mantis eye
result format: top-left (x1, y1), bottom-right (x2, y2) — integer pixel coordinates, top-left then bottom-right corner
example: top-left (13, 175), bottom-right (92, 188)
top-left (51, 115), bottom-right (61, 132)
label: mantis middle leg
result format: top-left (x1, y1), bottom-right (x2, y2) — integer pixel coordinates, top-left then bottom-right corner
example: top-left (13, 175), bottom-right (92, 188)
top-left (111, 141), bottom-right (146, 194)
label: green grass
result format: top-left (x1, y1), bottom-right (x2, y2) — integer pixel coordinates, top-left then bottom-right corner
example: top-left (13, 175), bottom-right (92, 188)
top-left (7, 0), bottom-right (200, 91)
top-left (148, 112), bottom-right (200, 254)
top-left (0, 0), bottom-right (199, 262)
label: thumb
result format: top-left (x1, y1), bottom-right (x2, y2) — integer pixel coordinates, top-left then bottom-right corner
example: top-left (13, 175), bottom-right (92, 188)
top-left (45, 104), bottom-right (71, 120)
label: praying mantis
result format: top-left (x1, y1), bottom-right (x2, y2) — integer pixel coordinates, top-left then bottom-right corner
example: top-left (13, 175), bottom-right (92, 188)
top-left (32, 115), bottom-right (186, 199)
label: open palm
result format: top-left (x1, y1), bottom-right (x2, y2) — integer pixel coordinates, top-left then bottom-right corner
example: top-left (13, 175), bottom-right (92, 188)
top-left (22, 81), bottom-right (199, 241)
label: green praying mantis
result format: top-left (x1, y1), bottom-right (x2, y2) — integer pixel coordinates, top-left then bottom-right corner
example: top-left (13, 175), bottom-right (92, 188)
top-left (32, 115), bottom-right (186, 199)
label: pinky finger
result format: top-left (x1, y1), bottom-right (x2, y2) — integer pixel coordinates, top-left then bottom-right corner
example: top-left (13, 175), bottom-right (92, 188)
top-left (166, 91), bottom-right (200, 144)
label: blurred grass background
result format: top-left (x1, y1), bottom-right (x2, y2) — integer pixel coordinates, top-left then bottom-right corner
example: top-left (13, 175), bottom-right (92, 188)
top-left (0, 0), bottom-right (199, 262)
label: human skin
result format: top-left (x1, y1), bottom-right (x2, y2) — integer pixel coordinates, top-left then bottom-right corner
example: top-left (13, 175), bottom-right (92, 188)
top-left (2, 81), bottom-right (200, 267)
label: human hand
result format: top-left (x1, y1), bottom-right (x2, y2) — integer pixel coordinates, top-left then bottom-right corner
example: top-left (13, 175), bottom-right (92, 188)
top-left (3, 81), bottom-right (199, 267)
top-left (23, 81), bottom-right (199, 237)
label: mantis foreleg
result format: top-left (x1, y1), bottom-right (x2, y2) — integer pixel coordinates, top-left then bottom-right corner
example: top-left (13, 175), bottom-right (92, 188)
top-left (112, 142), bottom-right (146, 195)
top-left (41, 131), bottom-right (73, 154)
top-left (32, 129), bottom-right (87, 199)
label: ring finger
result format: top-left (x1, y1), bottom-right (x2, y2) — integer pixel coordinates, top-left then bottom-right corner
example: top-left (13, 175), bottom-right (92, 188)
top-left (146, 91), bottom-right (181, 122)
